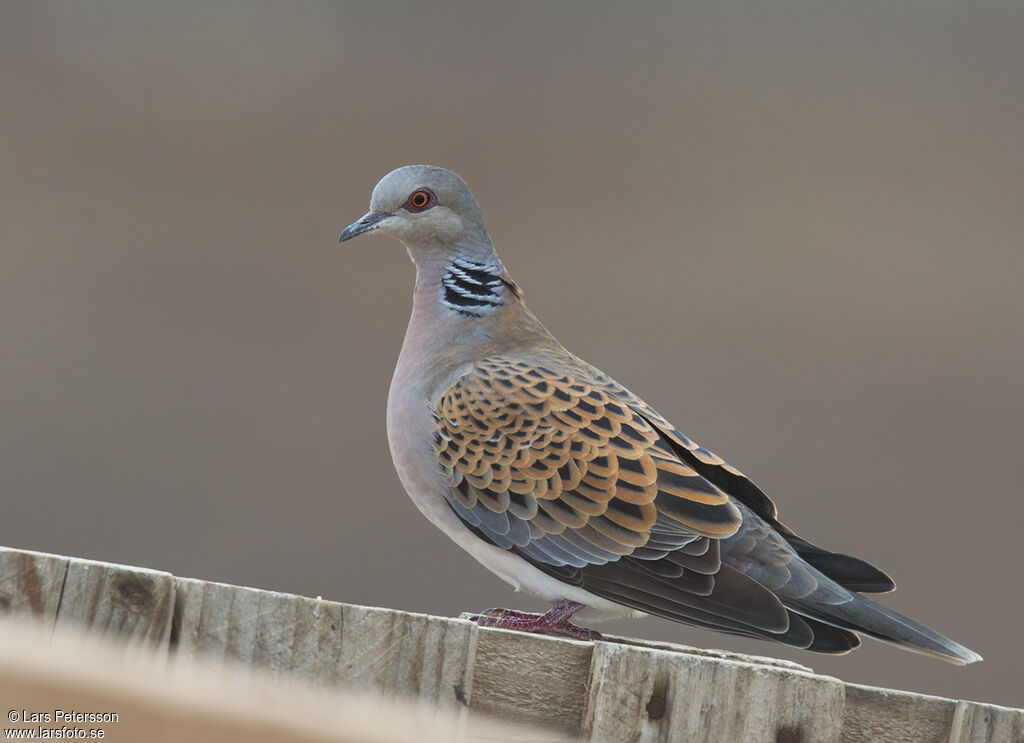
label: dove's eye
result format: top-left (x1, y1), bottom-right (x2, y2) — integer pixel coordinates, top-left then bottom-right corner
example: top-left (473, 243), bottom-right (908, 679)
top-left (405, 189), bottom-right (435, 212)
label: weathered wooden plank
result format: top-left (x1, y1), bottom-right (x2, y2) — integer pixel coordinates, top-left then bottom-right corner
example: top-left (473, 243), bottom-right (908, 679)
top-left (841, 684), bottom-right (955, 743)
top-left (470, 626), bottom-right (594, 736)
top-left (581, 640), bottom-right (845, 743)
top-left (174, 581), bottom-right (476, 719)
top-left (173, 577), bottom-right (346, 686)
top-left (337, 603), bottom-right (477, 720)
top-left (2, 544), bottom-right (1022, 743)
top-left (0, 546), bottom-right (69, 627)
top-left (841, 683), bottom-right (1024, 743)
top-left (56, 557), bottom-right (174, 650)
top-left (0, 619), bottom-right (532, 743)
top-left (950, 699), bottom-right (1024, 742)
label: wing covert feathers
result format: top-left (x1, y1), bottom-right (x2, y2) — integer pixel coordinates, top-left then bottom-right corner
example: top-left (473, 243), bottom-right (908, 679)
top-left (434, 357), bottom-right (742, 566)
top-left (578, 359), bottom-right (899, 595)
top-left (432, 354), bottom-right (978, 663)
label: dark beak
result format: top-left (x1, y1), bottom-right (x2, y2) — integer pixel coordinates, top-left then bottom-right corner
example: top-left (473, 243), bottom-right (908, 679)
top-left (338, 210), bottom-right (391, 242)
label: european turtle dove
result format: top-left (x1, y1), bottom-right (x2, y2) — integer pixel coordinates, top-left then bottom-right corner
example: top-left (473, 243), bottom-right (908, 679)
top-left (338, 165), bottom-right (980, 664)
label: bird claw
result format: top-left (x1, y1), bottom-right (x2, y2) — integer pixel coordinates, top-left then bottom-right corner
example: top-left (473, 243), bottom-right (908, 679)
top-left (466, 602), bottom-right (601, 641)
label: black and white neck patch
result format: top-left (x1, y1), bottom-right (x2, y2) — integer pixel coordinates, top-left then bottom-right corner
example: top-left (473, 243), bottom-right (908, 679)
top-left (441, 258), bottom-right (506, 316)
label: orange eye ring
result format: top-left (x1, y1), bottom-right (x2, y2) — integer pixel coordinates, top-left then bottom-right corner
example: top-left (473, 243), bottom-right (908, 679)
top-left (406, 189), bottom-right (433, 212)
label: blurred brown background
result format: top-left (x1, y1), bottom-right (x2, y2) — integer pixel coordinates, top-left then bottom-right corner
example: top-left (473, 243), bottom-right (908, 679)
top-left (2, 1), bottom-right (1021, 708)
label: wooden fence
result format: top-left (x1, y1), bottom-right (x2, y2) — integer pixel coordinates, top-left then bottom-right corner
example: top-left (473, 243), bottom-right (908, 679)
top-left (0, 545), bottom-right (1020, 741)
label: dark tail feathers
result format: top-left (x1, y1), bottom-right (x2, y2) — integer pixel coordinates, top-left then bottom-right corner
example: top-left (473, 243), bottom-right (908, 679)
top-left (792, 594), bottom-right (981, 665)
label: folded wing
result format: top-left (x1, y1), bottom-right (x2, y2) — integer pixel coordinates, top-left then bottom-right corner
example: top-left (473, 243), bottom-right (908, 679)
top-left (433, 356), bottom-right (794, 637)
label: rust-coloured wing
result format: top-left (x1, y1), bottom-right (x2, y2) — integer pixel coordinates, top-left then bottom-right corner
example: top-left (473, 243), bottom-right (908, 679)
top-left (433, 357), bottom-right (742, 567)
top-left (578, 359), bottom-right (895, 594)
top-left (433, 356), bottom-right (802, 635)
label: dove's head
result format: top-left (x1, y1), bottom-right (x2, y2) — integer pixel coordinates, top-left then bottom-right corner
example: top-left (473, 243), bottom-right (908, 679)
top-left (339, 165), bottom-right (491, 254)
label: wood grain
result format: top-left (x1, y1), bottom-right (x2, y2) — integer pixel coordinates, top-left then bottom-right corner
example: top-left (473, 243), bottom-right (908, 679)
top-left (337, 603), bottom-right (476, 721)
top-left (951, 699), bottom-right (1024, 743)
top-left (0, 546), bottom-right (69, 626)
top-left (56, 557), bottom-right (175, 650)
top-left (173, 577), bottom-right (345, 686)
top-left (1, 544), bottom-right (1021, 742)
top-left (582, 640), bottom-right (845, 743)
top-left (841, 684), bottom-right (955, 743)
top-left (470, 626), bottom-right (594, 735)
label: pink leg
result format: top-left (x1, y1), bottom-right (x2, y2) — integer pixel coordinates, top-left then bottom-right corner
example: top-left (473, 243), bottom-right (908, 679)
top-left (468, 600), bottom-right (601, 641)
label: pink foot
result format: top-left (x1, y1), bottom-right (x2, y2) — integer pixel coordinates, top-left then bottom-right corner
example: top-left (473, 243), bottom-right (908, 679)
top-left (468, 600), bottom-right (601, 641)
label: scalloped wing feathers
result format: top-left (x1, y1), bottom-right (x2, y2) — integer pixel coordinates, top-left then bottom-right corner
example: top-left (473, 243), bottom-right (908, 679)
top-left (432, 353), bottom-right (897, 650)
top-left (433, 357), bottom-right (743, 559)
